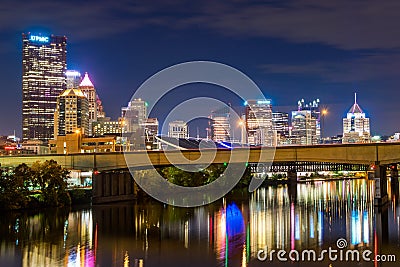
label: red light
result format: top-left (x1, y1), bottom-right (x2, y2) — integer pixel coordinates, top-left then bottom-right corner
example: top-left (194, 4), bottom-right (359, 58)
top-left (93, 170), bottom-right (100, 175)
top-left (391, 165), bottom-right (397, 170)
top-left (370, 164), bottom-right (376, 170)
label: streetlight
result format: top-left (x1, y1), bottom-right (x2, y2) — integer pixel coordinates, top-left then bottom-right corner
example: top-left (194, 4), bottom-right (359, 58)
top-left (321, 109), bottom-right (328, 143)
top-left (238, 119), bottom-right (246, 145)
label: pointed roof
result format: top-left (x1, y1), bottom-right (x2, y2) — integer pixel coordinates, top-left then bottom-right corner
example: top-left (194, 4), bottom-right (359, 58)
top-left (79, 72), bottom-right (94, 87)
top-left (60, 88), bottom-right (86, 98)
top-left (348, 92), bottom-right (364, 114)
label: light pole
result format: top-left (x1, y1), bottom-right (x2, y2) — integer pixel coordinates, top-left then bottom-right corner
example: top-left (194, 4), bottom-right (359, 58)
top-left (238, 119), bottom-right (246, 145)
top-left (321, 109), bottom-right (328, 143)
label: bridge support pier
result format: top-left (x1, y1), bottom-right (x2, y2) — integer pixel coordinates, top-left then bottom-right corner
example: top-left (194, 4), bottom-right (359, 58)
top-left (374, 163), bottom-right (388, 206)
top-left (287, 169), bottom-right (298, 202)
top-left (287, 169), bottom-right (297, 184)
top-left (92, 170), bottom-right (137, 204)
top-left (390, 164), bottom-right (399, 184)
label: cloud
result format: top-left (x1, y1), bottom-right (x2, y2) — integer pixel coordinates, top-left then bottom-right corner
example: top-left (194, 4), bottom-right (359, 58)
top-left (259, 52), bottom-right (400, 82)
top-left (1, 0), bottom-right (400, 51)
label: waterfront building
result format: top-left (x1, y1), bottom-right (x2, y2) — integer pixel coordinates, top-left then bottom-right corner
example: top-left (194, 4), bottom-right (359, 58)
top-left (168, 120), bottom-right (189, 138)
top-left (211, 106), bottom-right (231, 142)
top-left (21, 140), bottom-right (50, 154)
top-left (22, 32), bottom-right (67, 142)
top-left (54, 88), bottom-right (89, 136)
top-left (66, 70), bottom-right (81, 89)
top-left (49, 132), bottom-right (122, 154)
top-left (272, 112), bottom-right (289, 145)
top-left (245, 100), bottom-right (274, 146)
top-left (342, 93), bottom-right (370, 143)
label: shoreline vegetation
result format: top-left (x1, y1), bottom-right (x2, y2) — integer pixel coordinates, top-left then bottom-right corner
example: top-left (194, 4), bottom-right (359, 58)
top-left (0, 160), bottom-right (70, 210)
top-left (1, 161), bottom-right (366, 210)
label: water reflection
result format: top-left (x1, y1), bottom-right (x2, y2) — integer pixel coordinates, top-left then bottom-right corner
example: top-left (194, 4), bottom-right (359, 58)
top-left (0, 178), bottom-right (400, 266)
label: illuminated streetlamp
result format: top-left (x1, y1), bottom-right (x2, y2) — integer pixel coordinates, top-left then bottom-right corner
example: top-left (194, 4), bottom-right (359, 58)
top-left (321, 109), bottom-right (328, 143)
top-left (238, 119), bottom-right (246, 145)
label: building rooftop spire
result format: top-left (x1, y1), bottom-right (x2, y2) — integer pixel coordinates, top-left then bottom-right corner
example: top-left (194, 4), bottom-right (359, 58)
top-left (348, 92), bottom-right (363, 114)
top-left (79, 72), bottom-right (94, 87)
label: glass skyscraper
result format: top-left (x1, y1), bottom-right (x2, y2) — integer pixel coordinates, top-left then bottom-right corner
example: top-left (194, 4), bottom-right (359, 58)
top-left (245, 99), bottom-right (274, 146)
top-left (22, 33), bottom-right (67, 142)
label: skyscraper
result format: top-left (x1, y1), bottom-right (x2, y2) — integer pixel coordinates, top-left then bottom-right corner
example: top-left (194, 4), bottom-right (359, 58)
top-left (54, 88), bottom-right (89, 136)
top-left (22, 33), bottom-right (67, 142)
top-left (66, 70), bottom-right (81, 89)
top-left (245, 99), bottom-right (274, 146)
top-left (78, 72), bottom-right (105, 136)
top-left (121, 98), bottom-right (147, 133)
top-left (272, 112), bottom-right (289, 145)
top-left (211, 106), bottom-right (231, 142)
top-left (291, 98), bottom-right (321, 145)
top-left (342, 93), bottom-right (370, 143)
top-left (290, 110), bottom-right (315, 145)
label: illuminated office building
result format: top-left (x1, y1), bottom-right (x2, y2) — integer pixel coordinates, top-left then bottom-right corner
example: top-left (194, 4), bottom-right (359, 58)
top-left (211, 106), bottom-right (231, 142)
top-left (168, 120), bottom-right (189, 138)
top-left (22, 32), bottom-right (67, 142)
top-left (272, 112), bottom-right (289, 145)
top-left (54, 88), bottom-right (89, 136)
top-left (290, 110), bottom-right (315, 145)
top-left (66, 70), bottom-right (81, 89)
top-left (78, 72), bottom-right (105, 135)
top-left (245, 100), bottom-right (274, 146)
top-left (92, 117), bottom-right (125, 137)
top-left (290, 98), bottom-right (320, 145)
top-left (342, 93), bottom-right (370, 143)
top-left (121, 98), bottom-right (147, 133)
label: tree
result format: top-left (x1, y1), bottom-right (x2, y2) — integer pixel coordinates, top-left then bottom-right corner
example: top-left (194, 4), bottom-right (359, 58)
top-left (30, 160), bottom-right (70, 206)
top-left (0, 168), bottom-right (28, 209)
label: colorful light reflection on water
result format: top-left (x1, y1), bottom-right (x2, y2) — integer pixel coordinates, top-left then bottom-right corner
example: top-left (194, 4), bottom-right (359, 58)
top-left (0, 178), bottom-right (400, 266)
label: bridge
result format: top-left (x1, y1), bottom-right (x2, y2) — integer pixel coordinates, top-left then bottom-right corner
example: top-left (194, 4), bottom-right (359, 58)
top-left (2, 143), bottom-right (398, 205)
top-left (0, 142), bottom-right (399, 171)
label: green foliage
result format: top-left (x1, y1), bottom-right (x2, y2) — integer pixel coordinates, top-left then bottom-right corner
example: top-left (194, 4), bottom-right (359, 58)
top-left (0, 160), bottom-right (71, 210)
top-left (0, 168), bottom-right (28, 209)
top-left (157, 164), bottom-right (253, 188)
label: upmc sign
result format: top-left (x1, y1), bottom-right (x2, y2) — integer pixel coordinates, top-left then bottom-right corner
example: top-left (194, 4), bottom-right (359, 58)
top-left (29, 35), bottom-right (50, 43)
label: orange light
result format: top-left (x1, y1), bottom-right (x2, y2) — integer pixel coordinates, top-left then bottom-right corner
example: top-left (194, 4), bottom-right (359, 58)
top-left (370, 164), bottom-right (376, 170)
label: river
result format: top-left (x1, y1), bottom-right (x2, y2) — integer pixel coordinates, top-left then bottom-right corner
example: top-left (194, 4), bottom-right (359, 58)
top-left (1, 178), bottom-right (399, 266)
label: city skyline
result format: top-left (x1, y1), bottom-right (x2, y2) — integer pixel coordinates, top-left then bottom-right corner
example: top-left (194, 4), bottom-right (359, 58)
top-left (1, 1), bottom-right (400, 137)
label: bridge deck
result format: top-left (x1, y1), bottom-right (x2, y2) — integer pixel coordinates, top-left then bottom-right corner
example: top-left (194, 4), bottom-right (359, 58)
top-left (1, 143), bottom-right (399, 171)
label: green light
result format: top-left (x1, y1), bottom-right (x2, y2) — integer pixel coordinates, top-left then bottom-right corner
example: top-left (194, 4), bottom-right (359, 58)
top-left (223, 162), bottom-right (227, 166)
top-left (145, 101), bottom-right (149, 107)
top-left (245, 162), bottom-right (248, 167)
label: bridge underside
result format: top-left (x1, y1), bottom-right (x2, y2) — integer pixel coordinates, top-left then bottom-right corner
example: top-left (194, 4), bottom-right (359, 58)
top-left (252, 162), bottom-right (370, 172)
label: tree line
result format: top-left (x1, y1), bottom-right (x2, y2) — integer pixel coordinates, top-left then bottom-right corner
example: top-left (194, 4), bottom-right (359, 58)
top-left (0, 160), bottom-right (71, 210)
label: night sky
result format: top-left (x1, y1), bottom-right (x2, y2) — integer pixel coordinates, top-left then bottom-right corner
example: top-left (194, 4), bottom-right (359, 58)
top-left (1, 0), bottom-right (400, 137)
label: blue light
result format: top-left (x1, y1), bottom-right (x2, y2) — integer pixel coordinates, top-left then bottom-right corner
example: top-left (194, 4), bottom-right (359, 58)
top-left (219, 142), bottom-right (232, 149)
top-left (257, 100), bottom-right (271, 105)
top-left (29, 35), bottom-right (49, 43)
top-left (226, 203), bottom-right (245, 238)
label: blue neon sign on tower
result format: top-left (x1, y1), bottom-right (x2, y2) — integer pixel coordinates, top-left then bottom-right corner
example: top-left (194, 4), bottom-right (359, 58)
top-left (29, 35), bottom-right (49, 43)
